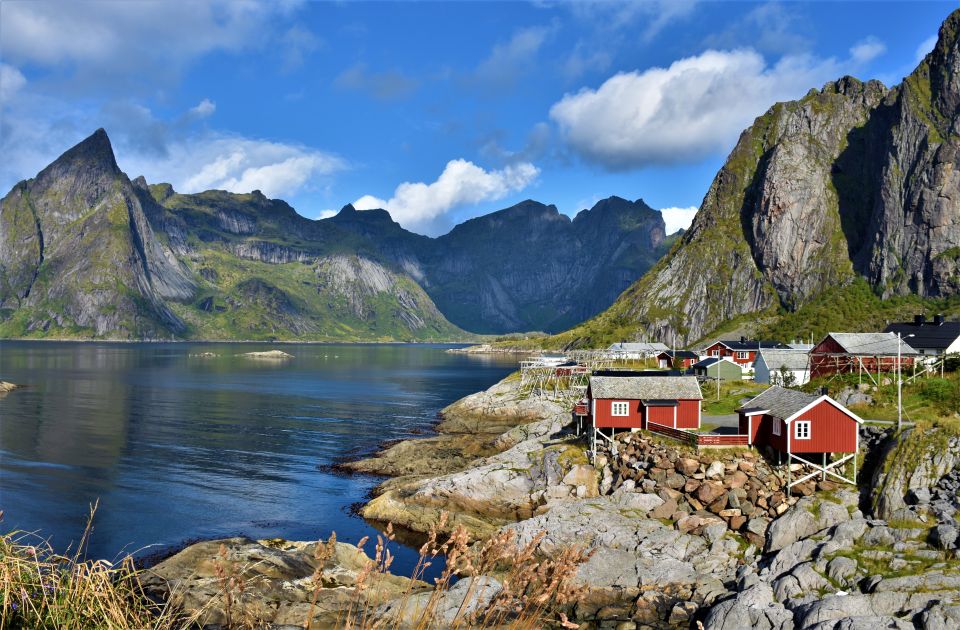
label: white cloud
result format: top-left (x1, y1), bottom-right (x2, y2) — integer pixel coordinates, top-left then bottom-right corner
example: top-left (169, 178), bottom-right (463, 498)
top-left (353, 160), bottom-right (540, 231)
top-left (474, 25), bottom-right (554, 89)
top-left (549, 47), bottom-right (872, 170)
top-left (317, 209), bottom-right (338, 220)
top-left (563, 42), bottom-right (612, 80)
top-left (0, 87), bottom-right (344, 201)
top-left (850, 38), bottom-right (885, 64)
top-left (659, 206), bottom-right (698, 234)
top-left (189, 99), bottom-right (217, 118)
top-left (0, 63), bottom-right (27, 103)
top-left (568, 0), bottom-right (696, 42)
top-left (146, 135), bottom-right (345, 198)
top-left (916, 34), bottom-right (938, 63)
top-left (280, 24), bottom-right (321, 72)
top-left (0, 0), bottom-right (303, 90)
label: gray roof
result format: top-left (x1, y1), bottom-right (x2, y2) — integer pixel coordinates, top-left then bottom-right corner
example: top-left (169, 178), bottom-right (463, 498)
top-left (884, 320), bottom-right (960, 352)
top-left (787, 343), bottom-right (814, 351)
top-left (608, 342), bottom-right (670, 353)
top-left (824, 332), bottom-right (919, 356)
top-left (590, 375), bottom-right (702, 400)
top-left (757, 349), bottom-right (810, 371)
top-left (737, 386), bottom-right (819, 420)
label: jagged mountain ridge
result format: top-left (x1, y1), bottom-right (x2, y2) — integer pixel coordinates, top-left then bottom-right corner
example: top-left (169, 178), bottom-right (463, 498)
top-left (556, 9), bottom-right (960, 348)
top-left (0, 130), bottom-right (668, 340)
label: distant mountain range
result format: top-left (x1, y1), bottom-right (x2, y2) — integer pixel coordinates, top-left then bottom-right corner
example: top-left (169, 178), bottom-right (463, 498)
top-left (0, 130), bottom-right (669, 340)
top-left (544, 8), bottom-right (960, 350)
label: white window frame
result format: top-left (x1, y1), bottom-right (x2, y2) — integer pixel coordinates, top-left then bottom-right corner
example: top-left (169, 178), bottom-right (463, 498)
top-left (611, 401), bottom-right (629, 417)
top-left (772, 418), bottom-right (781, 436)
top-left (736, 351), bottom-right (749, 359)
top-left (795, 420), bottom-right (811, 440)
top-left (711, 349), bottom-right (720, 357)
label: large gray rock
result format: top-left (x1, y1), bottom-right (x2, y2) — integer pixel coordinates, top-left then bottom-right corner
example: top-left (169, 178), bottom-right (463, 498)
top-left (377, 576), bottom-right (502, 628)
top-left (871, 428), bottom-right (960, 519)
top-left (702, 583), bottom-right (793, 630)
top-left (766, 492), bottom-right (857, 552)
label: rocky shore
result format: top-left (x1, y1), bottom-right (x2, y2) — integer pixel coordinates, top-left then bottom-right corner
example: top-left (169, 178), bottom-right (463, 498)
top-left (149, 375), bottom-right (960, 628)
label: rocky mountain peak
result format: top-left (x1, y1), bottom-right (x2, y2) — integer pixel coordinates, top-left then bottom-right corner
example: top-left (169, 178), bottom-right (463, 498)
top-left (38, 128), bottom-right (119, 182)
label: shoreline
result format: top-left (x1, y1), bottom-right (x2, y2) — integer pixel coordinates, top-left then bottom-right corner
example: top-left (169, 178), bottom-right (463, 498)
top-left (0, 337), bottom-right (484, 345)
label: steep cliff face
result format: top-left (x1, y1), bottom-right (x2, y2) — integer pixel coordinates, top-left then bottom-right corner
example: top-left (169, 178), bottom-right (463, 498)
top-left (0, 130), bottom-right (195, 338)
top-left (426, 197), bottom-right (665, 333)
top-left (0, 131), bottom-right (667, 339)
top-left (564, 10), bottom-right (960, 347)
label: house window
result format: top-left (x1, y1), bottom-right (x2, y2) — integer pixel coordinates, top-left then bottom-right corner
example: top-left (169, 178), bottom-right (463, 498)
top-left (711, 349), bottom-right (720, 357)
top-left (795, 421), bottom-right (811, 440)
top-left (611, 401), bottom-right (629, 416)
top-left (772, 418), bottom-right (781, 436)
top-left (736, 351), bottom-right (749, 359)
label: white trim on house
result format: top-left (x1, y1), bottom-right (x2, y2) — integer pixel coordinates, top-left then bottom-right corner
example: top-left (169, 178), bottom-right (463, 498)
top-left (611, 401), bottom-right (629, 416)
top-left (748, 415), bottom-right (753, 445)
top-left (795, 420), bottom-right (811, 440)
top-left (742, 409), bottom-right (770, 416)
top-left (783, 395), bottom-right (865, 425)
top-left (673, 404), bottom-right (677, 428)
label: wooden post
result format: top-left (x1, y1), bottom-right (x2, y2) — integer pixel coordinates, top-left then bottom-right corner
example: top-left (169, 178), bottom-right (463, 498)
top-left (822, 452), bottom-right (827, 481)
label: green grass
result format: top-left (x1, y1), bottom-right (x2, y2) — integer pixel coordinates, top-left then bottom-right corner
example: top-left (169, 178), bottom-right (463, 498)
top-left (806, 370), bottom-right (960, 427)
top-left (701, 381), bottom-right (766, 415)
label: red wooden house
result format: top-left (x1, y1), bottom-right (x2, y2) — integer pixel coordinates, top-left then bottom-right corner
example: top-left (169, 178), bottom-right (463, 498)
top-left (809, 332), bottom-right (918, 379)
top-left (587, 375), bottom-right (703, 431)
top-left (702, 338), bottom-right (788, 369)
top-left (737, 386), bottom-right (863, 487)
top-left (656, 350), bottom-right (699, 369)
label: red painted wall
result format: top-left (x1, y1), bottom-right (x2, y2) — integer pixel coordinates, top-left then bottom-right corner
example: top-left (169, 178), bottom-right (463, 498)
top-left (739, 412), bottom-right (761, 443)
top-left (592, 398), bottom-right (644, 429)
top-left (705, 343), bottom-right (756, 366)
top-left (646, 405), bottom-right (674, 427)
top-left (750, 400), bottom-right (857, 454)
top-left (677, 399), bottom-right (701, 429)
top-left (591, 398), bottom-right (701, 430)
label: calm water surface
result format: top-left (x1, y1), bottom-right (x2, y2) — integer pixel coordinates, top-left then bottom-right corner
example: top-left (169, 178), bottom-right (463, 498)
top-left (0, 342), bottom-right (515, 574)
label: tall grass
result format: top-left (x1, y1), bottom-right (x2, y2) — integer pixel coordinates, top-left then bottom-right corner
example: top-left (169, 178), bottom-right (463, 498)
top-left (0, 504), bottom-right (181, 629)
top-left (0, 509), bottom-right (592, 629)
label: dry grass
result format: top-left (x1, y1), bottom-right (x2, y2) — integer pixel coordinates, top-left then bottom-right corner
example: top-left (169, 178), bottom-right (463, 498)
top-left (0, 504), bottom-right (182, 630)
top-left (1, 508), bottom-right (593, 629)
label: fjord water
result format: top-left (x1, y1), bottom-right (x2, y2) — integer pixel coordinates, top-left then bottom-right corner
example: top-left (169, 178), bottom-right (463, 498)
top-left (0, 342), bottom-right (515, 573)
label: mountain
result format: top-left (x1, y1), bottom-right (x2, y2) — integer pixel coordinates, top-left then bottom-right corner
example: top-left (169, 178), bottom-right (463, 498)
top-left (424, 196), bottom-right (666, 333)
top-left (551, 9), bottom-right (960, 348)
top-left (0, 132), bottom-right (667, 340)
top-left (0, 129), bottom-right (195, 338)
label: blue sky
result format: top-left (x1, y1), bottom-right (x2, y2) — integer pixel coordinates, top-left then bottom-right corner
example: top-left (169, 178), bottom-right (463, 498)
top-left (0, 1), bottom-right (954, 235)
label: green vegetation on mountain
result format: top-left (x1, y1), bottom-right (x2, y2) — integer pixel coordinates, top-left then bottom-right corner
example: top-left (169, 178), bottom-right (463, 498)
top-left (515, 11), bottom-right (960, 351)
top-left (0, 133), bottom-right (668, 341)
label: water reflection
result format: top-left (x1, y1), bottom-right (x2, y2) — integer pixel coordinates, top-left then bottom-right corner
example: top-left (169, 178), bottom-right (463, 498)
top-left (0, 342), bottom-right (514, 575)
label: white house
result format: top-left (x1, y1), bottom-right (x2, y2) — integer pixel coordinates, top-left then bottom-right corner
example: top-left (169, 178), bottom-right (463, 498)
top-left (755, 349), bottom-right (811, 386)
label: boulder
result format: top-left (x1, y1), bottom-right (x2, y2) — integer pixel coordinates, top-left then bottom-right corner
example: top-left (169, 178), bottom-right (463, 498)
top-left (765, 493), bottom-right (856, 552)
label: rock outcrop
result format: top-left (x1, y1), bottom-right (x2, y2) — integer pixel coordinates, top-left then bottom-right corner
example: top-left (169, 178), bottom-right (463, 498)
top-left (560, 9), bottom-right (960, 346)
top-left (142, 536), bottom-right (426, 628)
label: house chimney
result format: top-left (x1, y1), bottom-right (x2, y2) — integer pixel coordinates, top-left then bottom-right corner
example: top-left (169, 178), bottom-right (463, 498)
top-left (740, 336), bottom-right (747, 343)
top-left (934, 314), bottom-right (945, 325)
top-left (914, 314), bottom-right (926, 325)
